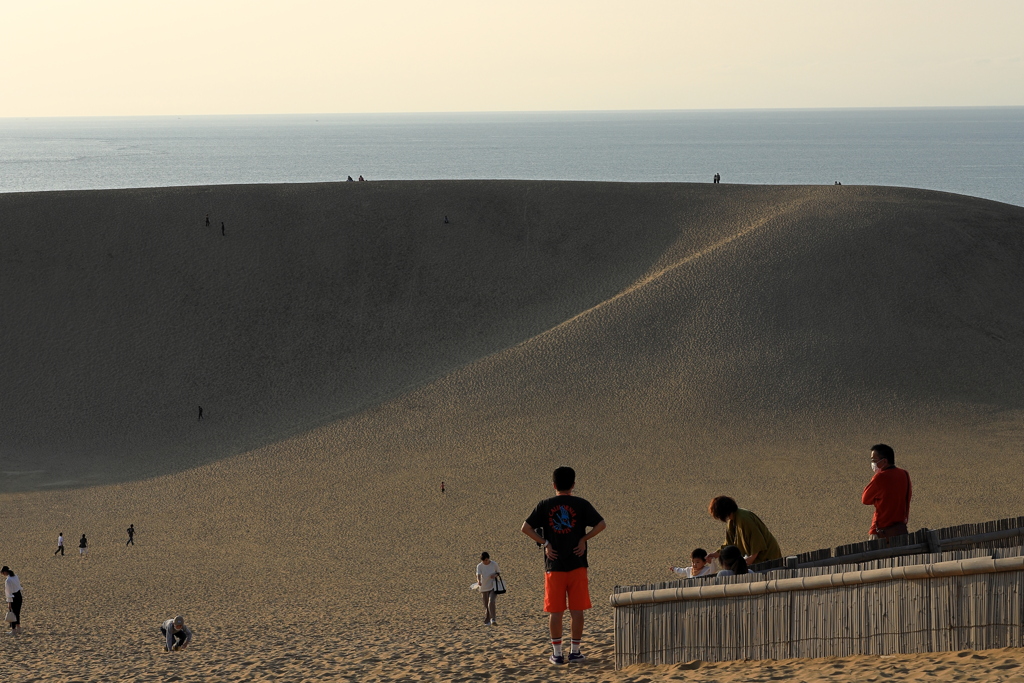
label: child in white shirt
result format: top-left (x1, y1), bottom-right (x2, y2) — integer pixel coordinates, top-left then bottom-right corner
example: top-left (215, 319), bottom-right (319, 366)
top-left (669, 548), bottom-right (714, 578)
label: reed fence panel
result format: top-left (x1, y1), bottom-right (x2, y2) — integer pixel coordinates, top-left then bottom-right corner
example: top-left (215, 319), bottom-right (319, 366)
top-left (612, 534), bottom-right (1024, 668)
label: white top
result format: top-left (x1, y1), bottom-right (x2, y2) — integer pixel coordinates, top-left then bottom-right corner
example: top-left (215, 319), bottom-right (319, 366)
top-left (476, 561), bottom-right (501, 592)
top-left (673, 564), bottom-right (714, 578)
top-left (57, 535), bottom-right (64, 546)
top-left (5, 575), bottom-right (22, 601)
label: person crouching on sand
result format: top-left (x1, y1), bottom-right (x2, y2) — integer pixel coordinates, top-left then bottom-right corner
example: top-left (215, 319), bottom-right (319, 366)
top-left (670, 548), bottom-right (713, 578)
top-left (476, 552), bottom-right (501, 626)
top-left (161, 615), bottom-right (193, 651)
top-left (3, 566), bottom-right (23, 634)
top-left (705, 496), bottom-right (782, 567)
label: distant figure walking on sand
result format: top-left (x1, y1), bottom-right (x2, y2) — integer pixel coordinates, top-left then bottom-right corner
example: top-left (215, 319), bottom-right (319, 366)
top-left (221, 221), bottom-right (225, 236)
top-left (3, 566), bottom-right (22, 634)
top-left (705, 496), bottom-right (783, 567)
top-left (78, 534), bottom-right (88, 556)
top-left (713, 173), bottom-right (720, 184)
top-left (521, 466), bottom-right (606, 665)
top-left (863, 444), bottom-right (912, 540)
top-left (476, 552), bottom-right (502, 625)
top-left (54, 532), bottom-right (64, 556)
top-left (205, 214), bottom-right (210, 227)
top-left (441, 481), bottom-right (446, 494)
top-left (126, 524), bottom-right (135, 546)
top-left (160, 615), bottom-right (193, 651)
top-left (198, 406), bottom-right (203, 421)
top-left (444, 215), bottom-right (449, 224)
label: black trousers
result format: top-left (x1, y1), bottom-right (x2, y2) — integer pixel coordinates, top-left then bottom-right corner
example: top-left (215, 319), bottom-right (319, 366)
top-left (161, 626), bottom-right (188, 648)
top-left (55, 545), bottom-right (64, 556)
top-left (9, 590), bottom-right (22, 628)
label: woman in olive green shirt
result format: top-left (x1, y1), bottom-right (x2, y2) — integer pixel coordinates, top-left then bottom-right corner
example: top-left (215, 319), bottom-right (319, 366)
top-left (705, 496), bottom-right (782, 566)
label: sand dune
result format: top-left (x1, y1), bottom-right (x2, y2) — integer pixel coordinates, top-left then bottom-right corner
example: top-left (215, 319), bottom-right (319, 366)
top-left (2, 181), bottom-right (1024, 681)
top-left (1, 181), bottom-right (737, 490)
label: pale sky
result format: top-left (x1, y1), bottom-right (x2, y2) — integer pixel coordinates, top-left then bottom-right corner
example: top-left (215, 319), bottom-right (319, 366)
top-left (3, 0), bottom-right (1022, 117)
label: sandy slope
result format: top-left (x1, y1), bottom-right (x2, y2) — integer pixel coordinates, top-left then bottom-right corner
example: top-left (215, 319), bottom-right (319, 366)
top-left (2, 181), bottom-right (1024, 681)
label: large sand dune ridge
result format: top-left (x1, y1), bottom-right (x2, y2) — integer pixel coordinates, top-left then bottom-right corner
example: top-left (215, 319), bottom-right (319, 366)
top-left (2, 181), bottom-right (1024, 681)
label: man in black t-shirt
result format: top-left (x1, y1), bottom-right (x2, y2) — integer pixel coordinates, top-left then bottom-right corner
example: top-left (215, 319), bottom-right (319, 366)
top-left (521, 466), bottom-right (606, 666)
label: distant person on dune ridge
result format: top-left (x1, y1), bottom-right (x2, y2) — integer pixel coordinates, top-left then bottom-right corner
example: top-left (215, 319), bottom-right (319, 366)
top-left (3, 566), bottom-right (22, 634)
top-left (705, 496), bottom-right (782, 567)
top-left (79, 534), bottom-right (88, 557)
top-left (521, 466), bottom-right (606, 666)
top-left (54, 532), bottom-right (64, 556)
top-left (347, 176), bottom-right (354, 182)
top-left (863, 443), bottom-right (912, 540)
top-left (476, 552), bottom-right (501, 626)
top-left (160, 615), bottom-right (193, 651)
top-left (358, 175), bottom-right (365, 181)
top-left (126, 524), bottom-right (135, 546)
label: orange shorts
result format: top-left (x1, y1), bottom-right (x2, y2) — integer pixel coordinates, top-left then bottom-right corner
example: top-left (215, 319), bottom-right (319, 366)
top-left (544, 567), bottom-right (591, 613)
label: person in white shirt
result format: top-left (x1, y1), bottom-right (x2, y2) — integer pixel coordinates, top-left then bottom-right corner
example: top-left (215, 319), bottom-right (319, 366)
top-left (2, 566), bottom-right (23, 633)
top-left (54, 533), bottom-right (64, 557)
top-left (475, 552), bottom-right (501, 626)
top-left (669, 548), bottom-right (714, 579)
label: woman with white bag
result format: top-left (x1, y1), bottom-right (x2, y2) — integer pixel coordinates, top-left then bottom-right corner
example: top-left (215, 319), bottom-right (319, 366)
top-left (475, 552), bottom-right (503, 626)
top-left (2, 566), bottom-right (22, 634)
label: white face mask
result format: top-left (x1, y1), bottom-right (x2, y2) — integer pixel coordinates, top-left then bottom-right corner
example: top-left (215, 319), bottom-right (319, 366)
top-left (871, 462), bottom-right (879, 473)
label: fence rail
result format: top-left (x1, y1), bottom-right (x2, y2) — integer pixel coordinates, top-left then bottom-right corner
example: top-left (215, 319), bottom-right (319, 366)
top-left (612, 516), bottom-right (1024, 668)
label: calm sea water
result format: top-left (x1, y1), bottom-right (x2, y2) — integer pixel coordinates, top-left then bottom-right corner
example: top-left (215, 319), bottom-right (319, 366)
top-left (1, 108), bottom-right (1022, 207)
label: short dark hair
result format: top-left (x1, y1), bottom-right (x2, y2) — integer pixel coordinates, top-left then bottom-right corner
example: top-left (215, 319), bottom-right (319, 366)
top-left (553, 467), bottom-right (576, 492)
top-left (719, 545), bottom-right (749, 574)
top-left (871, 443), bottom-right (895, 465)
top-left (481, 552), bottom-right (490, 560)
top-left (691, 548), bottom-right (707, 561)
top-left (708, 496), bottom-right (739, 521)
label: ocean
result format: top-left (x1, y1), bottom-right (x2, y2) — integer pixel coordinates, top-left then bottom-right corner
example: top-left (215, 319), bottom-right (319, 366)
top-left (1, 107), bottom-right (1022, 207)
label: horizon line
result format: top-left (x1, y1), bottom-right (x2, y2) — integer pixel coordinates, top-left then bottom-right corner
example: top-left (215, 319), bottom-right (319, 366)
top-left (3, 104), bottom-right (1024, 122)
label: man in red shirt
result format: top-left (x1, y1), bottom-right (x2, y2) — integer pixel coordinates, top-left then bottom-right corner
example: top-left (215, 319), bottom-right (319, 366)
top-left (862, 443), bottom-right (912, 539)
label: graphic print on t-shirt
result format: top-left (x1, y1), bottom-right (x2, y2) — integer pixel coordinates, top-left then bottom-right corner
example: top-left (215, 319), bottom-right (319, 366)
top-left (526, 494), bottom-right (604, 573)
top-left (550, 504), bottom-right (577, 534)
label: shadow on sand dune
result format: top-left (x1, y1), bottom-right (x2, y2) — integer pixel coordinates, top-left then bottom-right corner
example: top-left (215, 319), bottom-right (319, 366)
top-left (0, 180), bottom-right (708, 490)
top-left (2, 181), bottom-right (1024, 493)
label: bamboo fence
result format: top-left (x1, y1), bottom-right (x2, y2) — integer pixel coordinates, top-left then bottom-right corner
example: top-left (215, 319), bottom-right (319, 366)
top-left (611, 517), bottom-right (1024, 668)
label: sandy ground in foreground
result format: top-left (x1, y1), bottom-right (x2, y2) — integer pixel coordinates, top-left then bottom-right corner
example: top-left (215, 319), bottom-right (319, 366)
top-left (5, 617), bottom-right (1024, 682)
top-left (3, 182), bottom-right (1024, 681)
